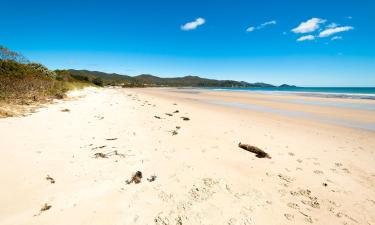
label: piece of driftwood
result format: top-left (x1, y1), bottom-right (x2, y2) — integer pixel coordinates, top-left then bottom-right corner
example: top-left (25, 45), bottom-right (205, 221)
top-left (34, 203), bottom-right (52, 216)
top-left (91, 145), bottom-right (107, 150)
top-left (93, 151), bottom-right (126, 159)
top-left (40, 203), bottom-right (52, 212)
top-left (46, 175), bottom-right (55, 184)
top-left (93, 152), bottom-right (108, 158)
top-left (238, 142), bottom-right (271, 158)
top-left (126, 171), bottom-right (142, 184)
top-left (181, 117), bottom-right (190, 121)
top-left (106, 138), bottom-right (118, 141)
top-left (147, 175), bottom-right (157, 182)
top-left (110, 150), bottom-right (126, 158)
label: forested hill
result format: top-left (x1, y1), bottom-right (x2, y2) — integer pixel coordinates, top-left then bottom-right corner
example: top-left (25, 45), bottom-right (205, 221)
top-left (65, 69), bottom-right (276, 87)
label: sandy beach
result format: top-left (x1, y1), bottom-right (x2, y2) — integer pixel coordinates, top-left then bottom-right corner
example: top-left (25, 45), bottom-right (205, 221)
top-left (1, 87), bottom-right (374, 225)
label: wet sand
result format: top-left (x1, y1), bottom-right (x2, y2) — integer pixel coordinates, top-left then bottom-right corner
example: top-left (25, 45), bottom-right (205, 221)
top-left (0, 87), bottom-right (374, 225)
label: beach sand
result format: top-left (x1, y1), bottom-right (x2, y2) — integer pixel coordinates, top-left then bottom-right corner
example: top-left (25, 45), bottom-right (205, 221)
top-left (0, 87), bottom-right (374, 225)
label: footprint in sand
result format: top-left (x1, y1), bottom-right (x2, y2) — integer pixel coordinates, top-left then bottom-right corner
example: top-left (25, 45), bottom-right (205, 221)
top-left (188, 178), bottom-right (219, 202)
top-left (287, 202), bottom-right (300, 210)
top-left (313, 170), bottom-right (324, 175)
top-left (284, 213), bottom-right (294, 221)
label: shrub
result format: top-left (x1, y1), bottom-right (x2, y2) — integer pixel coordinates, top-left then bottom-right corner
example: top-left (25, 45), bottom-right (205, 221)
top-left (92, 77), bottom-right (104, 86)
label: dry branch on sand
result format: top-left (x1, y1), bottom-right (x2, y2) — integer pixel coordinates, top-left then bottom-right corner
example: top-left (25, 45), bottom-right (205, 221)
top-left (106, 138), bottom-right (118, 141)
top-left (147, 175), bottom-right (157, 182)
top-left (34, 203), bottom-right (52, 216)
top-left (126, 171), bottom-right (143, 184)
top-left (92, 150), bottom-right (126, 159)
top-left (238, 142), bottom-right (271, 158)
top-left (46, 175), bottom-right (55, 184)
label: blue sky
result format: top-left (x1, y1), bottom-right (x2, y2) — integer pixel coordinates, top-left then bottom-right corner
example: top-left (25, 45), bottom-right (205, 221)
top-left (1, 0), bottom-right (374, 86)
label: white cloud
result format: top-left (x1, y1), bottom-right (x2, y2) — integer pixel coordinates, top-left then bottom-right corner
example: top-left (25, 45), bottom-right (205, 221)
top-left (331, 36), bottom-right (342, 41)
top-left (291, 18), bottom-right (326, 33)
top-left (181, 17), bottom-right (205, 31)
top-left (297, 35), bottom-right (315, 42)
top-left (246, 26), bottom-right (255, 32)
top-left (319, 26), bottom-right (353, 37)
top-left (246, 20), bottom-right (276, 32)
top-left (258, 20), bottom-right (277, 28)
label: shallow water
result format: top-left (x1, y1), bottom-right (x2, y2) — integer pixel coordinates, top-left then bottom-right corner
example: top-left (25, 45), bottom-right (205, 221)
top-left (206, 87), bottom-right (375, 100)
top-left (276, 98), bottom-right (375, 111)
top-left (203, 100), bottom-right (375, 132)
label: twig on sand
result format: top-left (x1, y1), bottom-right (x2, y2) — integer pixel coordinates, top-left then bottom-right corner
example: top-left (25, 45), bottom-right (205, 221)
top-left (46, 175), bottom-right (55, 184)
top-left (154, 116), bottom-right (162, 119)
top-left (93, 152), bottom-right (108, 158)
top-left (126, 171), bottom-right (143, 184)
top-left (34, 203), bottom-right (52, 216)
top-left (92, 150), bottom-right (126, 159)
top-left (147, 175), bottom-right (157, 182)
top-left (91, 145), bottom-right (106, 150)
top-left (238, 142), bottom-right (271, 159)
top-left (180, 116), bottom-right (190, 121)
top-left (106, 138), bottom-right (118, 141)
top-left (165, 113), bottom-right (173, 116)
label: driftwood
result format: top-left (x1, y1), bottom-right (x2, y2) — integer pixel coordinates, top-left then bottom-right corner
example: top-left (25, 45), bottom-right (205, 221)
top-left (147, 175), bottom-right (157, 182)
top-left (93, 152), bottom-right (108, 158)
top-left (91, 145), bottom-right (107, 150)
top-left (126, 171), bottom-right (142, 184)
top-left (34, 203), bottom-right (52, 216)
top-left (238, 142), bottom-right (271, 158)
top-left (46, 175), bottom-right (55, 184)
top-left (106, 138), bottom-right (118, 141)
top-left (93, 151), bottom-right (126, 159)
top-left (181, 117), bottom-right (190, 121)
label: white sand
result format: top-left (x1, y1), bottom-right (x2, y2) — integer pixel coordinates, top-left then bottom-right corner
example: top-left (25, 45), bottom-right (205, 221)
top-left (0, 87), bottom-right (374, 225)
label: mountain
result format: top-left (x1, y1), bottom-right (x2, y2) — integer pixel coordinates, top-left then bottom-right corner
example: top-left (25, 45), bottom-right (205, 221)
top-left (279, 84), bottom-right (297, 88)
top-left (64, 69), bottom-right (278, 88)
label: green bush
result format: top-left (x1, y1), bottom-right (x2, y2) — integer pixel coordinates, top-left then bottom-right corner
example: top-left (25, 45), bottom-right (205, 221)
top-left (92, 77), bottom-right (104, 86)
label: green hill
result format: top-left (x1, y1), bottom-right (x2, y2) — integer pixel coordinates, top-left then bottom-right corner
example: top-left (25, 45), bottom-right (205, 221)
top-left (64, 70), bottom-right (276, 88)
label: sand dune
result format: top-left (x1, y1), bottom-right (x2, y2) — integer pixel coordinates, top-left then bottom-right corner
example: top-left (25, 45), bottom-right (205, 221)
top-left (0, 87), bottom-right (374, 225)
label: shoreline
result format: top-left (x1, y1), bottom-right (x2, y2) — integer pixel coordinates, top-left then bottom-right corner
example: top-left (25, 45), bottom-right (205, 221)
top-left (1, 87), bottom-right (374, 225)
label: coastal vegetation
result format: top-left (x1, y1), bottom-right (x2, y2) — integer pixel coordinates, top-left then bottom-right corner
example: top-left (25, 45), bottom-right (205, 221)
top-left (0, 46), bottom-right (100, 105)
